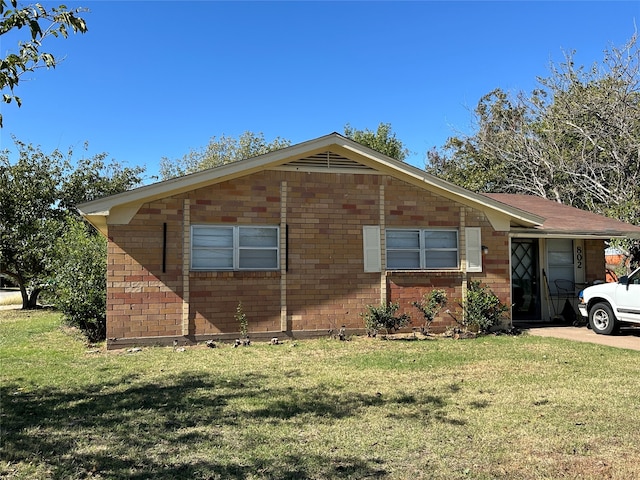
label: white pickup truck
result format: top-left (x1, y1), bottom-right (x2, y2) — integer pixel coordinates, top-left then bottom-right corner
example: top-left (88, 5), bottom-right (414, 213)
top-left (578, 267), bottom-right (640, 334)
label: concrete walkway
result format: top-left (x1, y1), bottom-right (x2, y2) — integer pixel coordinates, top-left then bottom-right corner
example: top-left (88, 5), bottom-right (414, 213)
top-left (525, 323), bottom-right (640, 351)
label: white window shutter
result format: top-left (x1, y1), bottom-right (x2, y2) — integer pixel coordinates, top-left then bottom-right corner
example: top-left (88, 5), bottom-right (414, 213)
top-left (363, 226), bottom-right (381, 272)
top-left (465, 227), bottom-right (482, 273)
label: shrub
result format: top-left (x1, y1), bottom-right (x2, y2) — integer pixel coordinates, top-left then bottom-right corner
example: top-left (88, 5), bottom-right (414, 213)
top-left (50, 218), bottom-right (106, 342)
top-left (462, 281), bottom-right (508, 333)
top-left (412, 289), bottom-right (447, 335)
top-left (360, 302), bottom-right (411, 337)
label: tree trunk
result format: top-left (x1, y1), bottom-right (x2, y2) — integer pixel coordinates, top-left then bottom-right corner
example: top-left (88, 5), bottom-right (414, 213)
top-left (18, 281), bottom-right (40, 309)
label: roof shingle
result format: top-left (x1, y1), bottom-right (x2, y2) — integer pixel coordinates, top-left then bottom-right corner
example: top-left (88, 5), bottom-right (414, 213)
top-left (483, 193), bottom-right (640, 238)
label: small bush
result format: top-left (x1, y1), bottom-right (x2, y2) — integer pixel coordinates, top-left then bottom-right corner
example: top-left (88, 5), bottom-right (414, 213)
top-left (235, 301), bottom-right (248, 339)
top-left (461, 281), bottom-right (508, 333)
top-left (412, 289), bottom-right (447, 335)
top-left (360, 302), bottom-right (411, 337)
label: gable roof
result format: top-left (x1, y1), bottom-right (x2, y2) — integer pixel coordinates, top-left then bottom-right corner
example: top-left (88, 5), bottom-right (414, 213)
top-left (78, 133), bottom-right (545, 235)
top-left (484, 193), bottom-right (640, 239)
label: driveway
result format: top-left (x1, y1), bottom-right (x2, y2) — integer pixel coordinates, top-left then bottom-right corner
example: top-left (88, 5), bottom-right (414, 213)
top-left (524, 323), bottom-right (640, 351)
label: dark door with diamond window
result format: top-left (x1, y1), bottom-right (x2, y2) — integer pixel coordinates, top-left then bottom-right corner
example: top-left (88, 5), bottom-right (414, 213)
top-left (512, 239), bottom-right (541, 321)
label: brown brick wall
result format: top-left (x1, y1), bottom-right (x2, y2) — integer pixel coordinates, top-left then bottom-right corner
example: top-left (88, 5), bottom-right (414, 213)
top-left (106, 168), bottom-right (514, 346)
top-left (106, 196), bottom-right (185, 340)
top-left (387, 272), bottom-right (465, 333)
top-left (189, 171), bottom-right (282, 224)
top-left (285, 171), bottom-right (381, 332)
top-left (385, 177), bottom-right (461, 227)
top-left (189, 271), bottom-right (282, 334)
top-left (187, 171), bottom-right (283, 334)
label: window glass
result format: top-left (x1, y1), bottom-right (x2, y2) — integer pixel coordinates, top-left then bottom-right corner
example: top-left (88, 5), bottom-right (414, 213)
top-left (547, 239), bottom-right (574, 294)
top-left (192, 249), bottom-right (234, 270)
top-left (387, 251), bottom-right (421, 269)
top-left (239, 249), bottom-right (278, 269)
top-left (424, 230), bottom-right (457, 249)
top-left (239, 227), bottom-right (278, 248)
top-left (193, 226), bottom-right (233, 247)
top-left (386, 229), bottom-right (458, 270)
top-left (387, 230), bottom-right (420, 248)
top-left (192, 225), bottom-right (278, 271)
top-left (425, 250), bottom-right (458, 269)
top-left (547, 238), bottom-right (573, 265)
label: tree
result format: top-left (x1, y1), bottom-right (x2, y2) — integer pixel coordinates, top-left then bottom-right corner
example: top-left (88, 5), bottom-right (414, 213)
top-left (1, 1), bottom-right (88, 127)
top-left (159, 131), bottom-right (291, 180)
top-left (0, 139), bottom-right (143, 309)
top-left (344, 122), bottom-right (409, 161)
top-left (426, 34), bottom-right (640, 264)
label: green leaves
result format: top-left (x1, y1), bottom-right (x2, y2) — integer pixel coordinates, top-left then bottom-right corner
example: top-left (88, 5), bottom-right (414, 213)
top-left (28, 19), bottom-right (42, 39)
top-left (344, 122), bottom-right (409, 161)
top-left (50, 216), bottom-right (107, 342)
top-left (1, 138), bottom-right (144, 312)
top-left (0, 1), bottom-right (89, 127)
top-left (159, 131), bottom-right (292, 180)
top-left (412, 289), bottom-right (448, 334)
top-left (462, 281), bottom-right (508, 333)
top-left (360, 302), bottom-right (411, 336)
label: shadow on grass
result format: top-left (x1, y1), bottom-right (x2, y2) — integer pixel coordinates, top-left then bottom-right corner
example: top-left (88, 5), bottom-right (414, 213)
top-left (1, 369), bottom-right (458, 479)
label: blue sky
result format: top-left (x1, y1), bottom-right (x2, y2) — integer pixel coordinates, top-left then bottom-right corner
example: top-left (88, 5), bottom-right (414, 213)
top-left (1, 1), bottom-right (638, 182)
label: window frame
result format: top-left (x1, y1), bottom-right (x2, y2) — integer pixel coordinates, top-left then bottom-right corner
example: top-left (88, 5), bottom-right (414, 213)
top-left (191, 225), bottom-right (280, 271)
top-left (385, 228), bottom-right (459, 270)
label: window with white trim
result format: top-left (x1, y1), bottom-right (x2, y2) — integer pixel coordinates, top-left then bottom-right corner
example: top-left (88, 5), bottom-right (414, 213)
top-left (191, 225), bottom-right (279, 271)
top-left (386, 229), bottom-right (459, 270)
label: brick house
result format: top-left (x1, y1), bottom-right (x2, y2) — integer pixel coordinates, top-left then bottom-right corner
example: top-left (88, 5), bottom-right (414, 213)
top-left (78, 133), bottom-right (640, 349)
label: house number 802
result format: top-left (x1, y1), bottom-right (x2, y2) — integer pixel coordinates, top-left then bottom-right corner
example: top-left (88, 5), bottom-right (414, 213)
top-left (575, 246), bottom-right (583, 269)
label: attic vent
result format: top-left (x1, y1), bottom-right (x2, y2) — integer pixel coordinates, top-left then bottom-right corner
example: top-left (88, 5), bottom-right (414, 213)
top-left (285, 151), bottom-right (373, 170)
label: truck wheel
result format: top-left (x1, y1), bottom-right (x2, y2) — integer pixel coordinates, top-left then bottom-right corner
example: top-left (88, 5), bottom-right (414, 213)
top-left (589, 302), bottom-right (618, 335)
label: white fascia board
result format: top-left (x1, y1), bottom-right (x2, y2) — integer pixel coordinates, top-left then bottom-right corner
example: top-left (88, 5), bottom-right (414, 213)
top-left (510, 230), bottom-right (634, 239)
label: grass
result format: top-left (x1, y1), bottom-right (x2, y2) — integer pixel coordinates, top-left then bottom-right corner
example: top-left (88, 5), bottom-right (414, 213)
top-left (2, 309), bottom-right (640, 479)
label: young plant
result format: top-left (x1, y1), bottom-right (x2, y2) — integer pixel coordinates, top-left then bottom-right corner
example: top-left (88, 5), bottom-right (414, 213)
top-left (412, 289), bottom-right (447, 335)
top-left (360, 302), bottom-right (411, 337)
top-left (235, 301), bottom-right (250, 346)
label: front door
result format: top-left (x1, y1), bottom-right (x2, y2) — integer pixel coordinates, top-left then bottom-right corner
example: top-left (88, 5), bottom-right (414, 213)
top-left (512, 239), bottom-right (541, 321)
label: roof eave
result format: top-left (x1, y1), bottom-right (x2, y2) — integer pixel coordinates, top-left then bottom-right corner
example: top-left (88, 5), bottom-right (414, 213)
top-left (510, 228), bottom-right (640, 239)
top-left (77, 132), bottom-right (546, 231)
top-left (77, 133), bottom-right (349, 216)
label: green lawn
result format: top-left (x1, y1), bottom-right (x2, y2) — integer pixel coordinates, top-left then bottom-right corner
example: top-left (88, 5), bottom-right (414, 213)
top-left (2, 309), bottom-right (639, 479)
